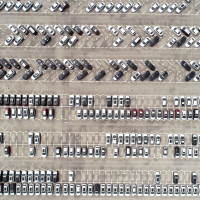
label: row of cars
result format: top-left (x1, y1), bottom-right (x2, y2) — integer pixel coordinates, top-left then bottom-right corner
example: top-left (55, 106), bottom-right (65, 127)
top-left (39, 146), bottom-right (106, 158)
top-left (76, 108), bottom-right (199, 120)
top-left (106, 133), bottom-right (161, 145)
top-left (0, 94), bottom-right (59, 106)
top-left (5, 107), bottom-right (36, 119)
top-left (86, 1), bottom-right (190, 14)
top-left (0, 170), bottom-right (59, 183)
top-left (1, 182), bottom-right (200, 196)
top-left (174, 146), bottom-right (200, 158)
top-left (6, 24), bottom-right (100, 47)
top-left (162, 96), bottom-right (200, 107)
top-left (0, 1), bottom-right (69, 12)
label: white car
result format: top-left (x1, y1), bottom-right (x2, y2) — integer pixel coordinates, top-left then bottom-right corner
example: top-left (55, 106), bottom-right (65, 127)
top-left (32, 2), bottom-right (42, 12)
top-left (149, 2), bottom-right (159, 13)
top-left (122, 2), bottom-right (132, 13)
top-left (162, 96), bottom-right (167, 106)
top-left (8, 25), bottom-right (19, 35)
top-left (190, 27), bottom-right (199, 36)
top-left (167, 37), bottom-right (177, 48)
top-left (131, 72), bottom-right (141, 81)
top-left (144, 26), bottom-right (154, 36)
top-left (118, 60), bottom-right (128, 70)
top-left (176, 3), bottom-right (186, 14)
top-left (59, 36), bottom-right (69, 46)
top-left (31, 70), bottom-right (43, 80)
top-left (171, 26), bottom-right (181, 37)
top-left (131, 2), bottom-right (142, 13)
top-left (113, 2), bottom-right (123, 12)
top-left (117, 26), bottom-right (126, 35)
top-left (5, 35), bottom-right (14, 46)
top-left (23, 1), bottom-right (33, 12)
top-left (113, 37), bottom-right (123, 47)
top-left (167, 2), bottom-right (177, 13)
top-left (5, 69), bottom-right (16, 80)
top-left (5, 1), bottom-right (15, 11)
top-left (81, 25), bottom-right (91, 36)
top-left (158, 2), bottom-right (168, 13)
top-left (95, 2), bottom-right (105, 12)
top-left (126, 26), bottom-right (136, 36)
top-left (14, 2), bottom-right (23, 11)
top-left (54, 25), bottom-right (64, 34)
top-left (45, 25), bottom-right (55, 35)
top-left (36, 24), bottom-right (46, 35)
top-left (104, 2), bottom-right (114, 12)
top-left (86, 2), bottom-right (95, 12)
top-left (50, 2), bottom-right (60, 12)
top-left (154, 26), bottom-right (164, 37)
top-left (131, 36), bottom-right (141, 47)
top-left (185, 37), bottom-right (195, 48)
top-left (68, 36), bottom-right (78, 46)
top-left (108, 26), bottom-right (118, 36)
top-left (140, 37), bottom-right (150, 47)
top-left (14, 35), bottom-right (24, 46)
top-left (194, 39), bottom-right (200, 48)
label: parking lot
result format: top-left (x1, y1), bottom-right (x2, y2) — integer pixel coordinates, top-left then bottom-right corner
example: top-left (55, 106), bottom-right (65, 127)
top-left (0, 0), bottom-right (200, 199)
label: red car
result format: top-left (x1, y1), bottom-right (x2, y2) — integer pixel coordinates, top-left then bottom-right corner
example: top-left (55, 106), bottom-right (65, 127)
top-left (59, 1), bottom-right (69, 12)
top-left (175, 109), bottom-right (180, 119)
top-left (90, 25), bottom-right (100, 35)
top-left (139, 109), bottom-right (144, 119)
top-left (132, 109), bottom-right (137, 119)
top-left (5, 108), bottom-right (11, 119)
top-left (4, 146), bottom-right (10, 157)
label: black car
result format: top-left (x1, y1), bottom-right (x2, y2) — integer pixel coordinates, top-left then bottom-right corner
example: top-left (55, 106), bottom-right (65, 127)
top-left (181, 61), bottom-right (191, 71)
top-left (59, 70), bottom-right (70, 80)
top-left (10, 183), bottom-right (16, 195)
top-left (149, 36), bottom-right (159, 47)
top-left (173, 172), bottom-right (179, 184)
top-left (10, 95), bottom-right (16, 106)
top-left (158, 71), bottom-right (168, 81)
top-left (82, 60), bottom-right (93, 70)
top-left (113, 70), bottom-right (123, 81)
top-left (45, 59), bottom-right (56, 70)
top-left (192, 134), bottom-right (197, 145)
top-left (95, 184), bottom-right (100, 195)
top-left (59, 1), bottom-right (69, 12)
top-left (149, 71), bottom-right (159, 81)
top-left (174, 146), bottom-right (180, 158)
top-left (0, 59), bottom-right (12, 69)
top-left (9, 59), bottom-right (21, 70)
top-left (140, 71), bottom-right (150, 81)
top-left (107, 96), bottom-right (112, 107)
top-left (145, 60), bottom-right (155, 71)
top-left (185, 71), bottom-right (195, 82)
top-left (63, 25), bottom-right (74, 36)
top-left (90, 26), bottom-right (100, 35)
top-left (176, 36), bottom-right (187, 47)
top-left (127, 60), bottom-right (137, 71)
top-left (55, 59), bottom-right (65, 70)
top-left (109, 60), bottom-right (119, 70)
top-left (95, 70), bottom-right (106, 81)
top-left (36, 59), bottom-right (48, 70)
top-left (0, 94), bottom-right (3, 105)
top-left (23, 70), bottom-right (34, 80)
top-left (72, 25), bottom-right (83, 35)
top-left (41, 35), bottom-right (51, 46)
top-left (73, 60), bottom-right (84, 70)
top-left (191, 172), bottom-right (197, 184)
top-left (77, 70), bottom-right (88, 80)
top-left (0, 70), bottom-right (6, 79)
